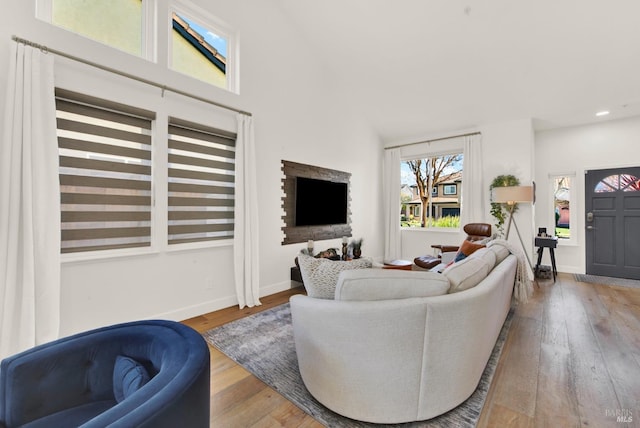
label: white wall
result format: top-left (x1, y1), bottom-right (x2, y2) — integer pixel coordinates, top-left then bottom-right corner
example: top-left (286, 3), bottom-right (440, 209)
top-left (0, 1), bottom-right (382, 335)
top-left (534, 116), bottom-right (640, 273)
top-left (396, 119), bottom-right (536, 265)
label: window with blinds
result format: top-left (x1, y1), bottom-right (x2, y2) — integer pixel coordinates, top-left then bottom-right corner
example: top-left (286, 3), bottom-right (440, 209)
top-left (168, 118), bottom-right (236, 245)
top-left (56, 89), bottom-right (154, 254)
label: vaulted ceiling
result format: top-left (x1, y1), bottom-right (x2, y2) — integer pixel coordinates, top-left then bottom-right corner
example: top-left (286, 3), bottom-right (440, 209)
top-left (274, 0), bottom-right (640, 143)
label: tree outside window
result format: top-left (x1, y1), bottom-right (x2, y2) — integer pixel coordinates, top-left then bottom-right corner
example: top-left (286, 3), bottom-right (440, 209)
top-left (553, 176), bottom-right (571, 239)
top-left (401, 154), bottom-right (463, 228)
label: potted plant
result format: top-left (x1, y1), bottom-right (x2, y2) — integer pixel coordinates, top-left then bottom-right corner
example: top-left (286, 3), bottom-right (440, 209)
top-left (490, 174), bottom-right (520, 237)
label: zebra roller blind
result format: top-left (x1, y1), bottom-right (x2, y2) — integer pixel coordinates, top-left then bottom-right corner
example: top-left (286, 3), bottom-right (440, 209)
top-left (56, 89), bottom-right (154, 254)
top-left (167, 118), bottom-right (236, 245)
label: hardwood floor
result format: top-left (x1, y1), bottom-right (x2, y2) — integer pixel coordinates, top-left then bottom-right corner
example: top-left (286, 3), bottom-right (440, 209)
top-left (183, 274), bottom-right (640, 427)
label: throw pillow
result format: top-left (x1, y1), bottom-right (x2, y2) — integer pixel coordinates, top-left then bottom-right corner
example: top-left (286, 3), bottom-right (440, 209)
top-left (458, 239), bottom-right (486, 257)
top-left (335, 269), bottom-right (450, 301)
top-left (454, 252), bottom-right (467, 263)
top-left (451, 240), bottom-right (485, 265)
top-left (297, 254), bottom-right (372, 299)
top-left (113, 355), bottom-right (151, 403)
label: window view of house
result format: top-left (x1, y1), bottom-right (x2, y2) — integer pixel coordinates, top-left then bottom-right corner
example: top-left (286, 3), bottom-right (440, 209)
top-left (170, 12), bottom-right (228, 89)
top-left (50, 0), bottom-right (144, 57)
top-left (553, 176), bottom-right (571, 239)
top-left (400, 153), bottom-right (463, 228)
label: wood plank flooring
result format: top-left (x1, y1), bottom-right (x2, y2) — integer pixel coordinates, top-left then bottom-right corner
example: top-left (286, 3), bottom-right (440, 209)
top-left (183, 274), bottom-right (640, 427)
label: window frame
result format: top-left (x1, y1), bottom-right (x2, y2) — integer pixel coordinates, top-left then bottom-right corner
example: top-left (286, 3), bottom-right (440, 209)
top-left (167, 117), bottom-right (236, 247)
top-left (549, 172), bottom-right (577, 246)
top-left (55, 60), bottom-right (237, 263)
top-left (169, 1), bottom-right (238, 93)
top-left (443, 184), bottom-right (457, 195)
top-left (36, 0), bottom-right (154, 60)
top-left (36, 0), bottom-right (238, 93)
top-left (400, 150), bottom-right (464, 230)
top-left (56, 89), bottom-right (156, 256)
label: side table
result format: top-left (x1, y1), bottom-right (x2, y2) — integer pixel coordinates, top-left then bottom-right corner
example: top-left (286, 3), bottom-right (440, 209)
top-left (534, 236), bottom-right (558, 281)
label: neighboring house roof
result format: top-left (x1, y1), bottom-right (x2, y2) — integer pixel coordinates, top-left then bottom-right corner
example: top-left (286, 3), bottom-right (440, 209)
top-left (438, 171), bottom-right (462, 184)
top-left (405, 196), bottom-right (459, 205)
top-left (172, 13), bottom-right (226, 74)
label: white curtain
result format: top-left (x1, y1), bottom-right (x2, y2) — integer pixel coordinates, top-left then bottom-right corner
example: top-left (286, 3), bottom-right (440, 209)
top-left (233, 114), bottom-right (261, 308)
top-left (383, 148), bottom-right (401, 261)
top-left (461, 133), bottom-right (485, 226)
top-left (0, 42), bottom-right (60, 359)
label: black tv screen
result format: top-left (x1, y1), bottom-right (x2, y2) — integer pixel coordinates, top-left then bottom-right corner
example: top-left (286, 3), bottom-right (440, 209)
top-left (295, 177), bottom-right (348, 226)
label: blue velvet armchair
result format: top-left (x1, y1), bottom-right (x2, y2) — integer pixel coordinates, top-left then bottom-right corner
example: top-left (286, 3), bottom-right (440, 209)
top-left (0, 320), bottom-right (210, 428)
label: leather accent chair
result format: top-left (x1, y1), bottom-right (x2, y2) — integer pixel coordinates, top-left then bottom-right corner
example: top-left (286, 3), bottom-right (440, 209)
top-left (0, 320), bottom-right (210, 428)
top-left (414, 223), bottom-right (492, 269)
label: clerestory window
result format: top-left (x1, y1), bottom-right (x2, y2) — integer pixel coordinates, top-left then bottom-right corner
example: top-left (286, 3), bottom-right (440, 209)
top-left (37, 0), bottom-right (238, 92)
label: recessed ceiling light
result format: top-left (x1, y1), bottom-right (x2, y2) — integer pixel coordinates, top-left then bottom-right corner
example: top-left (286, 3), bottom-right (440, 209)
top-left (596, 111), bottom-right (610, 117)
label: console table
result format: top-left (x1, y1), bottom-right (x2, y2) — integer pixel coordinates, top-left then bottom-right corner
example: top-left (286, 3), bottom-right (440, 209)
top-left (534, 236), bottom-right (558, 281)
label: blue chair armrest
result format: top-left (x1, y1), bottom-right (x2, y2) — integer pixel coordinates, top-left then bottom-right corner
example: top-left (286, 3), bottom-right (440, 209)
top-left (1, 334), bottom-right (116, 426)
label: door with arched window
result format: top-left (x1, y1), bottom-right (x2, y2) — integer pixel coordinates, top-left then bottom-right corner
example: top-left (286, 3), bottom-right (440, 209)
top-left (585, 167), bottom-right (640, 279)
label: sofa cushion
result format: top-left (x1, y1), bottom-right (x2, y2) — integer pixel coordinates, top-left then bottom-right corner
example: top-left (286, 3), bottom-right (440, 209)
top-left (468, 247), bottom-right (497, 271)
top-left (297, 254), bottom-right (372, 299)
top-left (113, 355), bottom-right (150, 403)
top-left (443, 257), bottom-right (491, 293)
top-left (20, 401), bottom-right (115, 428)
top-left (335, 270), bottom-right (450, 301)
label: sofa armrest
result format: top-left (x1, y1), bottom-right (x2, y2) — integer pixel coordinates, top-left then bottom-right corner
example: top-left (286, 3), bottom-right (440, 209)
top-left (289, 295), bottom-right (432, 423)
top-left (431, 244), bottom-right (459, 253)
top-left (0, 336), bottom-right (115, 426)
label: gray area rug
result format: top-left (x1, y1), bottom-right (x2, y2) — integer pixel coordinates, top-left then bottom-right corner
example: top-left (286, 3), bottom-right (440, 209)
top-left (203, 303), bottom-right (514, 427)
top-left (574, 274), bottom-right (640, 289)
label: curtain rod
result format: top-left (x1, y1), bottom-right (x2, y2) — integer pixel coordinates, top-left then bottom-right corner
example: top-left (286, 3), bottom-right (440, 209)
top-left (384, 131), bottom-right (480, 150)
top-left (11, 35), bottom-right (252, 117)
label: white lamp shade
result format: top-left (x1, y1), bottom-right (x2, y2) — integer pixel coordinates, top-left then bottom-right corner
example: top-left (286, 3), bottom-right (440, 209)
top-left (492, 185), bottom-right (534, 203)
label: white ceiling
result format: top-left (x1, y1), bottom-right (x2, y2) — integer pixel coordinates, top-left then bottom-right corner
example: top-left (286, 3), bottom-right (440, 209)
top-left (274, 0), bottom-right (640, 143)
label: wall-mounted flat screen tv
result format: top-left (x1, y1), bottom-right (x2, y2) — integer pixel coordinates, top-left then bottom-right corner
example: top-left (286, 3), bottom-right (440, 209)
top-left (295, 177), bottom-right (348, 226)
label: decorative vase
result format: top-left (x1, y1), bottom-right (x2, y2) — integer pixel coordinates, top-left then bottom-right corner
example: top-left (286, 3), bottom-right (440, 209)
top-left (353, 248), bottom-right (362, 259)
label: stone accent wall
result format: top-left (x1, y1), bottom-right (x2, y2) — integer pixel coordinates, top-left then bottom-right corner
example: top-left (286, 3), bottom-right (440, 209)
top-left (281, 160), bottom-right (352, 245)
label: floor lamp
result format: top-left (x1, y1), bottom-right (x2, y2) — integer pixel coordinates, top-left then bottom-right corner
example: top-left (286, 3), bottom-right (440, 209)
top-left (492, 185), bottom-right (535, 270)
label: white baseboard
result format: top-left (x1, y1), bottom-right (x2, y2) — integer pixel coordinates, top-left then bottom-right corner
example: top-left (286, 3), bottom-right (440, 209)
top-left (150, 280), bottom-right (300, 322)
top-left (556, 265), bottom-right (582, 274)
top-left (259, 280), bottom-right (296, 298)
top-left (150, 295), bottom-right (239, 322)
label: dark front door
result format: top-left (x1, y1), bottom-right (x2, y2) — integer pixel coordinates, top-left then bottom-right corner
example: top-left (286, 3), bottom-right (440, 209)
top-left (585, 167), bottom-right (640, 279)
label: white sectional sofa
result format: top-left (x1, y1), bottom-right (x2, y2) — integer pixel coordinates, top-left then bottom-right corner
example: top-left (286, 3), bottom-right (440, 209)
top-left (290, 244), bottom-right (517, 424)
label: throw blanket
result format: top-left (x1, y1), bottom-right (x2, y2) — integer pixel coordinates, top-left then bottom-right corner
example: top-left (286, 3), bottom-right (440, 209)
top-left (488, 239), bottom-right (534, 304)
